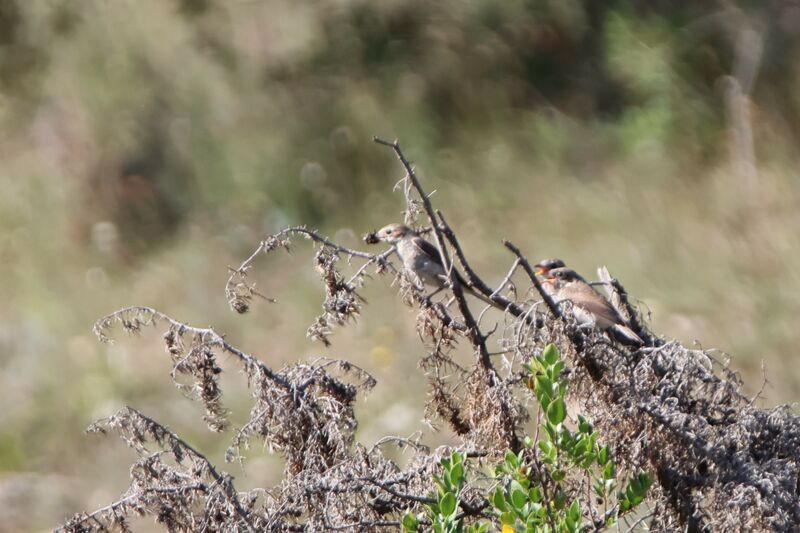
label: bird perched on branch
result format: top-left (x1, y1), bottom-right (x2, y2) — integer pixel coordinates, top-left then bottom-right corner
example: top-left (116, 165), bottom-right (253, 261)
top-left (366, 222), bottom-right (498, 307)
top-left (540, 266), bottom-right (643, 346)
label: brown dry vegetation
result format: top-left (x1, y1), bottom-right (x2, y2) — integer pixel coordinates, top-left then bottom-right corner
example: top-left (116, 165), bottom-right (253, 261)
top-left (56, 141), bottom-right (800, 532)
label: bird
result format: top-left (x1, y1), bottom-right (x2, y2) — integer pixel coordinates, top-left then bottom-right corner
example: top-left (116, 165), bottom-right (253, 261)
top-left (540, 266), bottom-right (643, 346)
top-left (367, 222), bottom-right (498, 307)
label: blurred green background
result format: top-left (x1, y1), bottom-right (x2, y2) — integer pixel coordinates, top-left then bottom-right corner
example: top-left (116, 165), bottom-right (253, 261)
top-left (2, 1), bottom-right (800, 530)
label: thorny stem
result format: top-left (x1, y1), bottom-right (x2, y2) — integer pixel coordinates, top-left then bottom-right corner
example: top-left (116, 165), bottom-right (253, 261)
top-left (226, 225), bottom-right (398, 308)
top-left (130, 409), bottom-right (257, 533)
top-left (95, 306), bottom-right (294, 391)
top-left (61, 407), bottom-right (256, 533)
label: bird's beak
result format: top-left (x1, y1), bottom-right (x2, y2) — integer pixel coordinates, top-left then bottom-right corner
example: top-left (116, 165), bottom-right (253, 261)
top-left (364, 231), bottom-right (380, 245)
top-left (535, 266), bottom-right (546, 276)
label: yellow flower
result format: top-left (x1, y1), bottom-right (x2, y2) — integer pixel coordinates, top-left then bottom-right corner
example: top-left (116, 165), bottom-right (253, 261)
top-left (502, 525), bottom-right (514, 533)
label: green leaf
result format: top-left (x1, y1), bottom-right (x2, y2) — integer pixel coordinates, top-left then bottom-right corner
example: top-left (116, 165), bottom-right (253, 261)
top-left (568, 499), bottom-right (581, 522)
top-left (554, 489), bottom-right (567, 509)
top-left (500, 511), bottom-right (516, 526)
top-left (401, 511), bottom-right (419, 532)
top-left (433, 473), bottom-right (446, 494)
top-left (528, 486), bottom-right (541, 503)
top-left (588, 431), bottom-right (598, 452)
top-left (449, 462), bottom-right (464, 488)
top-left (638, 473), bottom-right (653, 493)
top-left (537, 393), bottom-right (551, 411)
top-left (535, 374), bottom-right (553, 396)
top-left (580, 454), bottom-right (595, 469)
top-left (573, 436), bottom-right (589, 457)
top-left (557, 430), bottom-right (573, 451)
top-left (491, 488), bottom-right (507, 512)
top-left (505, 450), bottom-right (520, 469)
top-left (598, 445), bottom-right (609, 466)
top-left (538, 440), bottom-right (553, 456)
top-left (440, 491), bottom-right (457, 516)
top-left (509, 479), bottom-right (526, 498)
top-left (543, 344), bottom-right (559, 365)
top-left (547, 398), bottom-right (567, 425)
top-left (543, 422), bottom-right (557, 442)
top-left (551, 360), bottom-right (564, 380)
top-left (602, 461), bottom-right (615, 481)
top-left (623, 474), bottom-right (650, 507)
top-left (511, 488), bottom-right (526, 511)
top-left (551, 470), bottom-right (566, 481)
top-left (542, 441), bottom-right (557, 463)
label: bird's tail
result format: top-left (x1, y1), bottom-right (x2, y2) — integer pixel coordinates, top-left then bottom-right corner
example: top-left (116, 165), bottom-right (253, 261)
top-left (610, 324), bottom-right (644, 347)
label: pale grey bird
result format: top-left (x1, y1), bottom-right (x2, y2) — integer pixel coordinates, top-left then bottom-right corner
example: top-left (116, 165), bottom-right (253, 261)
top-left (368, 223), bottom-right (497, 306)
top-left (541, 266), bottom-right (643, 346)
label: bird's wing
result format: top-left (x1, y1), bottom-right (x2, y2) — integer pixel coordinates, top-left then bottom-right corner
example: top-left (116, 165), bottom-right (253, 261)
top-left (561, 283), bottom-right (624, 327)
top-left (412, 236), bottom-right (470, 286)
top-left (412, 236), bottom-right (444, 267)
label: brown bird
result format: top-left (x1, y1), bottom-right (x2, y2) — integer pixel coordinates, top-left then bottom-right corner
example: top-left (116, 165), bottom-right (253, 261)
top-left (367, 223), bottom-right (498, 307)
top-left (541, 266), bottom-right (643, 346)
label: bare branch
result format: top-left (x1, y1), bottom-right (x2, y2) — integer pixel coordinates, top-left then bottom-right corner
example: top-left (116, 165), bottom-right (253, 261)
top-left (501, 240), bottom-right (562, 318)
top-left (373, 137), bottom-right (492, 369)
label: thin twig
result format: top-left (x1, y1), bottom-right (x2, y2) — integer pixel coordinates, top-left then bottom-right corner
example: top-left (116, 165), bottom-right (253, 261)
top-left (94, 306), bottom-right (292, 390)
top-left (438, 210), bottom-right (539, 328)
top-left (502, 240), bottom-right (562, 318)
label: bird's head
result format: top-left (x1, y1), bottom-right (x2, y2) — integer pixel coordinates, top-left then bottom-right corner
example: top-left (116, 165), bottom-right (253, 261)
top-left (370, 223), bottom-right (415, 244)
top-left (542, 267), bottom-right (584, 285)
top-left (535, 258), bottom-right (566, 276)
